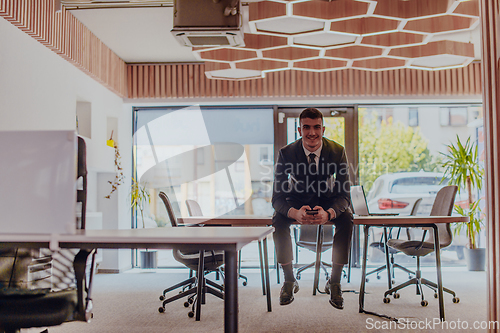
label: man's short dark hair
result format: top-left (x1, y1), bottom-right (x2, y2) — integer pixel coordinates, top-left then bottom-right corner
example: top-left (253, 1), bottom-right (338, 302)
top-left (299, 108), bottom-right (323, 123)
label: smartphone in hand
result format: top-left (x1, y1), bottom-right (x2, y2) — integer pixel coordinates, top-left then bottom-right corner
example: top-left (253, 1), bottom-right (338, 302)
top-left (306, 209), bottom-right (318, 215)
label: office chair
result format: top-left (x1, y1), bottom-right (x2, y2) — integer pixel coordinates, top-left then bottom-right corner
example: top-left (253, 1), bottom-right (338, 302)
top-left (293, 225), bottom-right (334, 283)
top-left (366, 198), bottom-right (422, 283)
top-left (0, 135), bottom-right (97, 333)
top-left (185, 199), bottom-right (248, 287)
top-left (383, 185), bottom-right (460, 306)
top-left (158, 192), bottom-right (224, 320)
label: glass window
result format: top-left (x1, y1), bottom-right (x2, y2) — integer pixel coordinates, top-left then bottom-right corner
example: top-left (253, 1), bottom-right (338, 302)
top-left (440, 107), bottom-right (468, 126)
top-left (408, 108), bottom-right (418, 127)
top-left (133, 106), bottom-right (275, 229)
top-left (358, 104), bottom-right (483, 267)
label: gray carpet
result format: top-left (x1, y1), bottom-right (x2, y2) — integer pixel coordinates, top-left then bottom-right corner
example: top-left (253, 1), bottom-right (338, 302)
top-left (25, 266), bottom-right (487, 333)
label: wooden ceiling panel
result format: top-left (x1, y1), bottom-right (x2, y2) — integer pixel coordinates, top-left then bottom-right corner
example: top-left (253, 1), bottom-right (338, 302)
top-left (330, 17), bottom-right (400, 35)
top-left (373, 0), bottom-right (452, 19)
top-left (353, 57), bottom-right (406, 69)
top-left (249, 1), bottom-right (287, 21)
top-left (404, 15), bottom-right (474, 33)
top-left (361, 31), bottom-right (424, 47)
top-left (236, 59), bottom-right (288, 71)
top-left (262, 47), bottom-right (320, 60)
top-left (325, 45), bottom-right (383, 59)
top-left (293, 0), bottom-right (369, 20)
top-left (453, 0), bottom-right (479, 17)
top-left (389, 40), bottom-right (475, 58)
top-left (242, 33), bottom-right (287, 49)
top-left (294, 58), bottom-right (346, 70)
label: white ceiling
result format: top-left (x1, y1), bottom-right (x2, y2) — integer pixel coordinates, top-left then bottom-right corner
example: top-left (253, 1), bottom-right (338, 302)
top-left (70, 7), bottom-right (199, 63)
top-left (69, 2), bottom-right (481, 70)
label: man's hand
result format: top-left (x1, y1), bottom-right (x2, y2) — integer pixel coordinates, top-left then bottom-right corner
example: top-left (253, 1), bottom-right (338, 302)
top-left (289, 206), bottom-right (329, 224)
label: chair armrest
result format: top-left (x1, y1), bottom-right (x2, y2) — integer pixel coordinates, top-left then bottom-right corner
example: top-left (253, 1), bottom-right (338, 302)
top-left (73, 249), bottom-right (96, 322)
top-left (414, 230), bottom-right (428, 251)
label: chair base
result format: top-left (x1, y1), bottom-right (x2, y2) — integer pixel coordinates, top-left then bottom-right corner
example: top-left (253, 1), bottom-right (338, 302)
top-left (366, 262), bottom-right (415, 282)
top-left (158, 272), bottom-right (224, 320)
top-left (295, 261), bottom-right (331, 281)
top-left (383, 260), bottom-right (457, 306)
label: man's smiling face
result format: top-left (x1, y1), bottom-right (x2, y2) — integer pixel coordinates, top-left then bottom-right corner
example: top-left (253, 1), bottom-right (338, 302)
top-left (298, 117), bottom-right (324, 152)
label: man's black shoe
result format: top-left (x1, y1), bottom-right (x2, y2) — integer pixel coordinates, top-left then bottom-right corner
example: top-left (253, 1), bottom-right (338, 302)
top-left (279, 280), bottom-right (299, 305)
top-left (326, 280), bottom-right (344, 310)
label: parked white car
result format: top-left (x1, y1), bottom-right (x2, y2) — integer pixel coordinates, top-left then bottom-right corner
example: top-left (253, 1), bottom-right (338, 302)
top-left (365, 171), bottom-right (468, 216)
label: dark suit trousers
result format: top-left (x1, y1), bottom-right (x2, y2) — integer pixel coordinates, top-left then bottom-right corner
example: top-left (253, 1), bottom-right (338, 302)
top-left (272, 209), bottom-right (353, 266)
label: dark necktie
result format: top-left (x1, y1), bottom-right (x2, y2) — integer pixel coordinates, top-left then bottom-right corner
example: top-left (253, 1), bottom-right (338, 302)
top-left (308, 153), bottom-right (317, 174)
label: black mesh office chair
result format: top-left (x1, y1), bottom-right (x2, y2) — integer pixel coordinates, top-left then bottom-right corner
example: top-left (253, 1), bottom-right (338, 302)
top-left (383, 185), bottom-right (460, 306)
top-left (0, 136), bottom-right (97, 333)
top-left (366, 198), bottom-right (422, 283)
top-left (158, 192), bottom-right (224, 320)
top-left (294, 225), bottom-right (334, 282)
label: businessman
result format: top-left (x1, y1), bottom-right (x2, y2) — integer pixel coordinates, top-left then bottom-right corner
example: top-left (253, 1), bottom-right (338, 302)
top-left (271, 107), bottom-right (353, 309)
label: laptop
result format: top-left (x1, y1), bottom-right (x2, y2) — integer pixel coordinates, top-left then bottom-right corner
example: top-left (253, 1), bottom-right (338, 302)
top-left (350, 185), bottom-right (398, 216)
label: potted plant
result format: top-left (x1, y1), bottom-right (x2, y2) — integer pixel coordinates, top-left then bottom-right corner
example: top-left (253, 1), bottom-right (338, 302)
top-left (130, 177), bottom-right (156, 268)
top-left (441, 135), bottom-right (485, 271)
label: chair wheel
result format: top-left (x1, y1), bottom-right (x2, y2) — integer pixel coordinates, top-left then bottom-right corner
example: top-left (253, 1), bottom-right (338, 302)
top-left (296, 274), bottom-right (301, 280)
top-left (383, 297), bottom-right (390, 303)
top-left (392, 280), bottom-right (396, 284)
top-left (365, 278), bottom-right (369, 283)
top-left (421, 300), bottom-right (428, 307)
top-left (434, 293), bottom-right (438, 299)
top-left (159, 295), bottom-right (165, 301)
top-left (158, 307), bottom-right (165, 313)
top-left (184, 301), bottom-right (190, 308)
top-left (188, 298), bottom-right (194, 304)
top-left (376, 275), bottom-right (381, 280)
top-left (393, 293), bottom-right (400, 299)
top-left (242, 281), bottom-right (247, 286)
top-left (453, 297), bottom-right (460, 303)
top-left (188, 311), bottom-right (195, 318)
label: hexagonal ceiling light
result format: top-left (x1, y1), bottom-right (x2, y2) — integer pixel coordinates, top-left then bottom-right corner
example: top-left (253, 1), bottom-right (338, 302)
top-left (194, 0), bottom-right (480, 80)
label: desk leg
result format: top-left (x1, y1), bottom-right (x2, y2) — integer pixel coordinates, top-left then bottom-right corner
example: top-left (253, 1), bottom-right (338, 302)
top-left (383, 228), bottom-right (392, 290)
top-left (258, 240), bottom-right (266, 295)
top-left (224, 249), bottom-right (238, 333)
top-left (433, 225), bottom-right (445, 322)
top-left (263, 237), bottom-right (272, 312)
top-left (359, 225), bottom-right (369, 313)
top-left (196, 250), bottom-right (205, 321)
top-left (312, 225), bottom-right (323, 295)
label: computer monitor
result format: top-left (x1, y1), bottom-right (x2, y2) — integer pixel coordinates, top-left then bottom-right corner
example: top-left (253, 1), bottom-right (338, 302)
top-left (0, 130), bottom-right (77, 234)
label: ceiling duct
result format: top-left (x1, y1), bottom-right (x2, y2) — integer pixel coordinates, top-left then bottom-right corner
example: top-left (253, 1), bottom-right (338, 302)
top-left (171, 0), bottom-right (244, 47)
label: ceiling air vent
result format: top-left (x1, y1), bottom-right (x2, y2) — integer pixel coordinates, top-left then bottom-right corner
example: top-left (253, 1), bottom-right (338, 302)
top-left (171, 0), bottom-right (244, 47)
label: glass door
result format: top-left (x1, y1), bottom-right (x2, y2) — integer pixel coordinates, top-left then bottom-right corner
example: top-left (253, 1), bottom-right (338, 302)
top-left (274, 106), bottom-right (361, 267)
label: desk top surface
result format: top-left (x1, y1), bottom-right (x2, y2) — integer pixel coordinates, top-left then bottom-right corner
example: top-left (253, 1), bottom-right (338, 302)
top-left (179, 215), bottom-right (469, 226)
top-left (0, 226), bottom-right (274, 251)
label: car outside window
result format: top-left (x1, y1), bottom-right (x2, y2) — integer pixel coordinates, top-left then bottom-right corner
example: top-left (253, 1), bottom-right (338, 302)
top-left (390, 177), bottom-right (449, 194)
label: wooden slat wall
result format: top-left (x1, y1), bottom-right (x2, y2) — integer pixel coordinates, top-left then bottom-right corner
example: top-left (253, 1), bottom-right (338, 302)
top-left (126, 63), bottom-right (482, 100)
top-left (0, 0), bottom-right (127, 97)
top-left (480, 1), bottom-right (500, 331)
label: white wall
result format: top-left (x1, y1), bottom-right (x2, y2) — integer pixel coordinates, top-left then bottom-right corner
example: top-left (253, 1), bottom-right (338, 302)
top-left (0, 17), bottom-right (131, 272)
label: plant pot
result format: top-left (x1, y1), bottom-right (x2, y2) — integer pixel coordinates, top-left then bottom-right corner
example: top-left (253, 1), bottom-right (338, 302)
top-left (140, 250), bottom-right (158, 269)
top-left (465, 248), bottom-right (486, 271)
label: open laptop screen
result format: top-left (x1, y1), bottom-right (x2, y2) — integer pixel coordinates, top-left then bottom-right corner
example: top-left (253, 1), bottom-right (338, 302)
top-left (350, 185), bottom-right (370, 216)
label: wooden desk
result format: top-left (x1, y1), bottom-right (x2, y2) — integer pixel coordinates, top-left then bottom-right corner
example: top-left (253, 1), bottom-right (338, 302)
top-left (0, 227), bottom-right (274, 333)
top-left (353, 215), bottom-right (469, 322)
